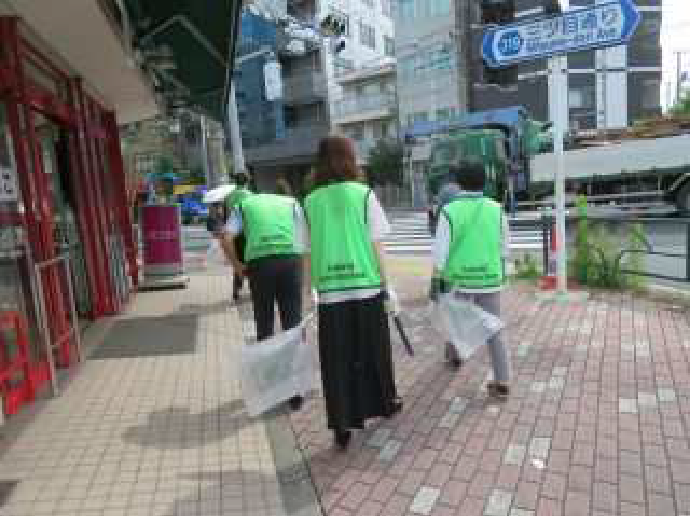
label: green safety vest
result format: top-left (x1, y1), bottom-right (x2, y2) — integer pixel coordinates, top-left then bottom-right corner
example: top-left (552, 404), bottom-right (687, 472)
top-left (240, 193), bottom-right (297, 261)
top-left (304, 182), bottom-right (381, 293)
top-left (225, 187), bottom-right (251, 211)
top-left (441, 196), bottom-right (504, 290)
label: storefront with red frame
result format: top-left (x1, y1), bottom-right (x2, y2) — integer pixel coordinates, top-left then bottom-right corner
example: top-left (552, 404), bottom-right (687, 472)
top-left (0, 16), bottom-right (138, 416)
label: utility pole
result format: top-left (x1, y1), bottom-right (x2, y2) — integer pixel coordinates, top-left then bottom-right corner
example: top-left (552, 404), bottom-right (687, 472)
top-left (227, 81), bottom-right (246, 176)
top-left (200, 115), bottom-right (211, 186)
top-left (676, 51), bottom-right (684, 106)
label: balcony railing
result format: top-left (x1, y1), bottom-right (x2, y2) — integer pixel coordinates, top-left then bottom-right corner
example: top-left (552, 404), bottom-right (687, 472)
top-left (281, 72), bottom-right (328, 104)
top-left (244, 123), bottom-right (329, 164)
top-left (332, 94), bottom-right (396, 121)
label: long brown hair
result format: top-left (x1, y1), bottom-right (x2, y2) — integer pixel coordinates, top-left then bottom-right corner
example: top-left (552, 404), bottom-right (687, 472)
top-left (313, 136), bottom-right (362, 188)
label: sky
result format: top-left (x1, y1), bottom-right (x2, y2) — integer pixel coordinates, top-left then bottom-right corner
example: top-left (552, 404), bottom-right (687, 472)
top-left (661, 0), bottom-right (690, 107)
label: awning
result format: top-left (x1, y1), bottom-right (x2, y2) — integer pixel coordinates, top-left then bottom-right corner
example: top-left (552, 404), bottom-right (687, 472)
top-left (124, 0), bottom-right (242, 120)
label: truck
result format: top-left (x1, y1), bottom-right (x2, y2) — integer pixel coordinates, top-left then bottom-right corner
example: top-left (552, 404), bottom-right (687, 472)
top-left (531, 127), bottom-right (690, 215)
top-left (404, 106), bottom-right (550, 223)
top-left (406, 107), bottom-right (690, 217)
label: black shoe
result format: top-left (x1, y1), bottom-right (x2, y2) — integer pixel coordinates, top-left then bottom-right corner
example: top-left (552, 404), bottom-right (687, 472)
top-left (445, 342), bottom-right (463, 369)
top-left (232, 292), bottom-right (240, 302)
top-left (334, 429), bottom-right (352, 450)
top-left (288, 395), bottom-right (304, 412)
top-left (385, 397), bottom-right (403, 418)
top-left (486, 381), bottom-right (510, 400)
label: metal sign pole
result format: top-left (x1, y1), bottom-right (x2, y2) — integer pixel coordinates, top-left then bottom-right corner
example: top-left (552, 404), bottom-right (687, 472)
top-left (552, 54), bottom-right (569, 293)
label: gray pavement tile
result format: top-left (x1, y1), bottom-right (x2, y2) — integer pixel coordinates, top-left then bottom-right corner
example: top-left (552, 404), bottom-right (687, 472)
top-left (510, 509), bottom-right (535, 516)
top-left (548, 376), bottom-right (565, 390)
top-left (530, 382), bottom-right (546, 393)
top-left (439, 412), bottom-right (461, 429)
top-left (658, 388), bottom-right (677, 403)
top-left (529, 438), bottom-right (551, 460)
top-left (485, 489), bottom-right (513, 516)
top-left (410, 487), bottom-right (441, 515)
top-left (619, 398), bottom-right (638, 414)
top-left (636, 342), bottom-right (651, 358)
top-left (637, 392), bottom-right (658, 408)
top-left (516, 343), bottom-right (532, 357)
top-left (368, 428), bottom-right (392, 448)
top-left (449, 397), bottom-right (469, 414)
top-left (504, 444), bottom-right (526, 466)
top-left (379, 440), bottom-right (403, 462)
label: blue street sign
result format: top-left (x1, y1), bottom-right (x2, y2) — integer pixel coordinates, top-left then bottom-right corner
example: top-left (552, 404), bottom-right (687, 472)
top-left (482, 0), bottom-right (641, 68)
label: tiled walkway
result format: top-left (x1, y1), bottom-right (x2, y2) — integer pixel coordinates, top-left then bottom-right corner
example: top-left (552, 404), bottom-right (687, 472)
top-left (0, 267), bottom-right (285, 516)
top-left (290, 258), bottom-right (690, 516)
top-left (2, 256), bottom-right (690, 516)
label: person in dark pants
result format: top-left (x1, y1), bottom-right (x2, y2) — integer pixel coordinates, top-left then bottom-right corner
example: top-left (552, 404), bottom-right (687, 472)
top-left (225, 172), bottom-right (252, 301)
top-left (221, 183), bottom-right (305, 411)
top-left (302, 136), bottom-right (402, 450)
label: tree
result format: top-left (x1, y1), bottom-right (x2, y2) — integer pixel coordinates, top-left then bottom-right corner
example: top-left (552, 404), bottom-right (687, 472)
top-left (670, 92), bottom-right (690, 116)
top-left (367, 140), bottom-right (404, 186)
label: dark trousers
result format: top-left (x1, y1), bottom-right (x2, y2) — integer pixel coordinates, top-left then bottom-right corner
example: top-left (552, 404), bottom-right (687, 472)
top-left (247, 255), bottom-right (302, 341)
top-left (233, 234), bottom-right (246, 296)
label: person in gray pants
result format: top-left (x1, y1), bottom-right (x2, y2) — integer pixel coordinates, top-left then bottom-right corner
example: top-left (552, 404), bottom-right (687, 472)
top-left (431, 162), bottom-right (511, 399)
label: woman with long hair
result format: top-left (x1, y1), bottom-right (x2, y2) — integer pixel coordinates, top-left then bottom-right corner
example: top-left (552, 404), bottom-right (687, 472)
top-left (302, 136), bottom-right (402, 449)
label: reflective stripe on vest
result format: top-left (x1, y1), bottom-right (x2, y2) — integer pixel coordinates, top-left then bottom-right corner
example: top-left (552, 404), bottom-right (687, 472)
top-left (441, 197), bottom-right (504, 289)
top-left (241, 194), bottom-right (297, 261)
top-left (304, 182), bottom-right (381, 293)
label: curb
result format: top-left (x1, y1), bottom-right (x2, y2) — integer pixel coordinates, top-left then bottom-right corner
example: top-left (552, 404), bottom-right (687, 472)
top-left (235, 304), bottom-right (323, 516)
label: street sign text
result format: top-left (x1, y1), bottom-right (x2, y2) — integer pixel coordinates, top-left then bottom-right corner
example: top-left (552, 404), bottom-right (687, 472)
top-left (482, 0), bottom-right (640, 68)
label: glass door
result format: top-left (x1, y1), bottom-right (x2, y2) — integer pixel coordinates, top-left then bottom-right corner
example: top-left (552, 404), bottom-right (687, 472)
top-left (36, 117), bottom-right (92, 320)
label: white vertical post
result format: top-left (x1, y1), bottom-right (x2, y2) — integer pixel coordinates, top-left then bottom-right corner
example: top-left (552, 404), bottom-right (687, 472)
top-left (228, 81), bottom-right (247, 175)
top-left (551, 54), bottom-right (569, 294)
top-left (200, 115), bottom-right (211, 185)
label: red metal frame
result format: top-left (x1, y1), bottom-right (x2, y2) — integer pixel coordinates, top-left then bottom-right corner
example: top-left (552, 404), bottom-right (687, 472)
top-left (0, 312), bottom-right (35, 416)
top-left (0, 16), bottom-right (137, 405)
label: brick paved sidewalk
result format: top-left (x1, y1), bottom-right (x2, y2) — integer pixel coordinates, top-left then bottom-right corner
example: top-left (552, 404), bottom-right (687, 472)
top-left (0, 266), bottom-right (288, 516)
top-left (290, 257), bottom-right (690, 516)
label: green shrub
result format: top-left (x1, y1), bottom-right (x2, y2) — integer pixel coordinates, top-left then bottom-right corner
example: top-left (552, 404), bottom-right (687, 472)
top-left (570, 198), bottom-right (649, 290)
top-left (513, 253), bottom-right (541, 280)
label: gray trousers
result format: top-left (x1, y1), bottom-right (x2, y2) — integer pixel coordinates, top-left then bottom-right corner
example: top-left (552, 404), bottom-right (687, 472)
top-left (452, 291), bottom-right (510, 383)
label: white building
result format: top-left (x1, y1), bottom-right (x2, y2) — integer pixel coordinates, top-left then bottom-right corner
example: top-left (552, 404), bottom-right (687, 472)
top-left (242, 0), bottom-right (396, 191)
top-left (395, 0), bottom-right (465, 130)
top-left (331, 60), bottom-right (398, 167)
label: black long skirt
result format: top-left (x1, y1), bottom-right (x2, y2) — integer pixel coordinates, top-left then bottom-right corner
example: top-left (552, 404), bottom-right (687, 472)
top-left (317, 293), bottom-right (398, 430)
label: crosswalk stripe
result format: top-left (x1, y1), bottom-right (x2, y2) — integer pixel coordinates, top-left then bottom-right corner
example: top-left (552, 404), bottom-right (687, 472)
top-left (384, 211), bottom-right (545, 255)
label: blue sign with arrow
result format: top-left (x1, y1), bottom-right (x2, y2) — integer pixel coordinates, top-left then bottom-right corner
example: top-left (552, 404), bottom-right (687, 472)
top-left (482, 0), bottom-right (641, 68)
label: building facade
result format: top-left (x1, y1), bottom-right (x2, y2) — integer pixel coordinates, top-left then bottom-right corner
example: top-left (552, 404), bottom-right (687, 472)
top-left (332, 61), bottom-right (398, 168)
top-left (395, 0), bottom-right (466, 130)
top-left (235, 0), bottom-right (395, 192)
top-left (466, 0), bottom-right (662, 130)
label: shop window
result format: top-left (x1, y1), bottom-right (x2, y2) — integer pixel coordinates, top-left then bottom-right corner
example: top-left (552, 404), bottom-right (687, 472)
top-left (413, 111), bottom-right (428, 123)
top-left (384, 36), bottom-right (396, 57)
top-left (399, 0), bottom-right (415, 20)
top-left (569, 86), bottom-right (595, 109)
top-left (359, 22), bottom-right (376, 49)
top-left (382, 0), bottom-right (392, 16)
top-left (436, 108), bottom-right (451, 121)
top-left (642, 79), bottom-right (661, 110)
top-left (430, 0), bottom-right (451, 16)
top-left (349, 125), bottom-right (364, 141)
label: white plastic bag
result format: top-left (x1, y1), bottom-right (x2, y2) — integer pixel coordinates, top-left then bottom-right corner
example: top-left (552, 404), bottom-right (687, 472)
top-left (240, 318), bottom-right (317, 417)
top-left (206, 238), bottom-right (227, 267)
top-left (436, 293), bottom-right (504, 360)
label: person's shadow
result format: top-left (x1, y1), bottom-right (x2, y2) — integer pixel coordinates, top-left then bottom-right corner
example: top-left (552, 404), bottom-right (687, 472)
top-left (122, 400), bottom-right (248, 450)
